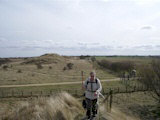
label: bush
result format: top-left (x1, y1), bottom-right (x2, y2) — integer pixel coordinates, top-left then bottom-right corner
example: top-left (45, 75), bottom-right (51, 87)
top-left (36, 63), bottom-right (43, 69)
top-left (111, 61), bottom-right (134, 72)
top-left (3, 65), bottom-right (8, 70)
top-left (49, 66), bottom-right (52, 69)
top-left (80, 55), bottom-right (85, 59)
top-left (67, 63), bottom-right (74, 70)
top-left (63, 67), bottom-right (67, 71)
top-left (97, 59), bottom-right (111, 68)
top-left (79, 55), bottom-right (90, 59)
top-left (31, 73), bottom-right (35, 77)
top-left (17, 69), bottom-right (22, 73)
top-left (91, 56), bottom-right (96, 62)
top-left (97, 59), bottom-right (134, 72)
top-left (138, 60), bottom-right (160, 102)
top-left (0, 58), bottom-right (11, 66)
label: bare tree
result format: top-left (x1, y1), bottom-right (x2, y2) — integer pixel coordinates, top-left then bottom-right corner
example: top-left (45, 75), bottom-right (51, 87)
top-left (138, 60), bottom-right (160, 102)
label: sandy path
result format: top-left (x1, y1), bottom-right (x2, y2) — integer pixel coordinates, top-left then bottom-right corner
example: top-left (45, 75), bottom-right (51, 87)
top-left (99, 100), bottom-right (140, 120)
top-left (0, 78), bottom-right (120, 88)
top-left (100, 106), bottom-right (139, 120)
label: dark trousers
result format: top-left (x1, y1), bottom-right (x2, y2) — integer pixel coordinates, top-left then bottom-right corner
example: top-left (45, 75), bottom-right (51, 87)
top-left (86, 98), bottom-right (97, 117)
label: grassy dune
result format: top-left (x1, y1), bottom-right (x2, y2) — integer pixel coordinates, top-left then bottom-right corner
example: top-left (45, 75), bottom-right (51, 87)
top-left (0, 55), bottom-right (158, 120)
top-left (0, 54), bottom-right (116, 85)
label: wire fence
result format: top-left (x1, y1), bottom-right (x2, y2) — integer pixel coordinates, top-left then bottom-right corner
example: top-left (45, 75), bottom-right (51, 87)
top-left (0, 82), bottom-right (149, 99)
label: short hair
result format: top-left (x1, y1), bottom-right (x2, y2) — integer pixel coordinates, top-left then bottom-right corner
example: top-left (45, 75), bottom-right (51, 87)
top-left (90, 71), bottom-right (96, 76)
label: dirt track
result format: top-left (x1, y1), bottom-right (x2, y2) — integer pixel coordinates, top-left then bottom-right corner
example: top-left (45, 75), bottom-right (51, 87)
top-left (99, 105), bottom-right (139, 120)
top-left (0, 78), bottom-right (120, 88)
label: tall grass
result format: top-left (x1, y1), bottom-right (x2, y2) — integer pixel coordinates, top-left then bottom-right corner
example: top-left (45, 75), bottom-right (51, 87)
top-left (4, 92), bottom-right (84, 120)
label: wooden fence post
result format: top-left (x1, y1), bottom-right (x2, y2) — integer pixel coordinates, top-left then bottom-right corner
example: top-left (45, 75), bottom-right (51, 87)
top-left (21, 91), bottom-right (23, 97)
top-left (1, 91), bottom-right (3, 98)
top-left (126, 86), bottom-right (128, 93)
top-left (137, 84), bottom-right (139, 91)
top-left (12, 90), bottom-right (14, 97)
top-left (109, 89), bottom-right (113, 112)
top-left (75, 90), bottom-right (77, 96)
top-left (106, 92), bottom-right (109, 111)
top-left (102, 88), bottom-right (105, 94)
top-left (134, 86), bottom-right (136, 92)
top-left (81, 71), bottom-right (84, 90)
top-left (117, 87), bottom-right (119, 93)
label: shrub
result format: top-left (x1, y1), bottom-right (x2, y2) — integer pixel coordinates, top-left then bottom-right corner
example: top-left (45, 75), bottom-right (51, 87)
top-left (0, 58), bottom-right (11, 66)
top-left (97, 60), bottom-right (112, 69)
top-left (17, 69), bottom-right (22, 73)
top-left (111, 61), bottom-right (134, 72)
top-left (97, 59), bottom-right (134, 72)
top-left (31, 73), bottom-right (35, 77)
top-left (63, 67), bottom-right (67, 71)
top-left (49, 66), bottom-right (52, 69)
top-left (138, 60), bottom-right (160, 102)
top-left (91, 56), bottom-right (96, 62)
top-left (79, 55), bottom-right (90, 59)
top-left (36, 63), bottom-right (43, 69)
top-left (80, 55), bottom-right (85, 59)
top-left (3, 65), bottom-right (8, 70)
top-left (67, 63), bottom-right (74, 70)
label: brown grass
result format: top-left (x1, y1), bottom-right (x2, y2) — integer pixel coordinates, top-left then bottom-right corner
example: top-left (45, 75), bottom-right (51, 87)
top-left (0, 54), bottom-right (115, 85)
top-left (3, 92), bottom-right (84, 120)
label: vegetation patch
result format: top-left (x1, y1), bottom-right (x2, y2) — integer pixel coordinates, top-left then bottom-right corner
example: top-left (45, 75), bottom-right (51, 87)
top-left (3, 92), bottom-right (84, 120)
top-left (0, 58), bottom-right (11, 66)
top-left (22, 53), bottom-right (65, 65)
top-left (97, 59), bottom-right (135, 73)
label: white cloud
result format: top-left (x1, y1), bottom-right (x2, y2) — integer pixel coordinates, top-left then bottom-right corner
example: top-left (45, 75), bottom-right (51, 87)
top-left (0, 0), bottom-right (160, 57)
top-left (140, 25), bottom-right (153, 30)
top-left (133, 0), bottom-right (160, 6)
top-left (0, 37), bottom-right (7, 42)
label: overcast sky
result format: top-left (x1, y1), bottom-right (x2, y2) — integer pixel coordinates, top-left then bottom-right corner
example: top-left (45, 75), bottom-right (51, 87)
top-left (0, 0), bottom-right (160, 57)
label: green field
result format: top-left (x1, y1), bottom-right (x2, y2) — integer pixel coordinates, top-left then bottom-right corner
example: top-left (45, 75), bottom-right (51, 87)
top-left (95, 56), bottom-right (154, 65)
top-left (0, 80), bottom-right (124, 97)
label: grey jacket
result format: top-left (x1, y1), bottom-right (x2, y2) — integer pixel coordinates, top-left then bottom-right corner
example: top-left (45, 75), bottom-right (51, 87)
top-left (83, 77), bottom-right (102, 100)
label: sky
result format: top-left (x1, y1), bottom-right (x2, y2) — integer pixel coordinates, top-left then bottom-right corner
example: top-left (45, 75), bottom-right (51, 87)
top-left (0, 0), bottom-right (160, 57)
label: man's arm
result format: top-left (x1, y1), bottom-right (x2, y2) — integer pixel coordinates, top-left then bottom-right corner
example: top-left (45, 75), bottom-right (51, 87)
top-left (83, 78), bottom-right (88, 90)
top-left (97, 79), bottom-right (102, 93)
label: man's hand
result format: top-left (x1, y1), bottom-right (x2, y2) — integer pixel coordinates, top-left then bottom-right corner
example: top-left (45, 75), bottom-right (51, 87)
top-left (94, 91), bottom-right (97, 96)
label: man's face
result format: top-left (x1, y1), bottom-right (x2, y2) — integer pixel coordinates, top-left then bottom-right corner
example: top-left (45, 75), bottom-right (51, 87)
top-left (90, 74), bottom-right (94, 80)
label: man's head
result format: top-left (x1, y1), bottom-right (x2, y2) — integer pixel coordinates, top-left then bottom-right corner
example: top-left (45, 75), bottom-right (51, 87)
top-left (90, 71), bottom-right (96, 80)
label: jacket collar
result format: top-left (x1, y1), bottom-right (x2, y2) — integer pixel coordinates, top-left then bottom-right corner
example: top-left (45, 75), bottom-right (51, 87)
top-left (89, 77), bottom-right (96, 82)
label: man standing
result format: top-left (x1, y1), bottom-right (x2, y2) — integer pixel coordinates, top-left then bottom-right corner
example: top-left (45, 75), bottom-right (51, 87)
top-left (83, 71), bottom-right (102, 119)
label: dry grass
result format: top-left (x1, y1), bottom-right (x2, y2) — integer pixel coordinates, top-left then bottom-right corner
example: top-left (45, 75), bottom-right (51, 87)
top-left (112, 92), bottom-right (158, 120)
top-left (3, 92), bottom-right (84, 120)
top-left (100, 105), bottom-right (140, 120)
top-left (0, 54), bottom-right (115, 85)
